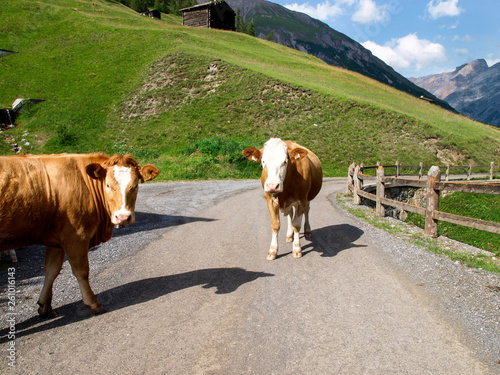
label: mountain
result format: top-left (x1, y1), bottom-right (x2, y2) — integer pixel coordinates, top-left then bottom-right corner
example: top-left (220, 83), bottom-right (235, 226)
top-left (220, 0), bottom-right (455, 112)
top-left (410, 59), bottom-right (500, 127)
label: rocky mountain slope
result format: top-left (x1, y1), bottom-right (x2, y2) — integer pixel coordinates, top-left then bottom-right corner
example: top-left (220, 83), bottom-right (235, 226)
top-left (220, 0), bottom-right (454, 112)
top-left (410, 59), bottom-right (500, 127)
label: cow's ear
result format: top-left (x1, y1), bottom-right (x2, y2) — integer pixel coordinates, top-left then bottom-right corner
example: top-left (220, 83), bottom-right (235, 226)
top-left (289, 147), bottom-right (308, 162)
top-left (86, 163), bottom-right (107, 180)
top-left (140, 165), bottom-right (160, 182)
top-left (242, 147), bottom-right (262, 162)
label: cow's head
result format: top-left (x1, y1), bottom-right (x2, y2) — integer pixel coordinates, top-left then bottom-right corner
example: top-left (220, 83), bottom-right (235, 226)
top-left (243, 138), bottom-right (308, 194)
top-left (86, 154), bottom-right (160, 226)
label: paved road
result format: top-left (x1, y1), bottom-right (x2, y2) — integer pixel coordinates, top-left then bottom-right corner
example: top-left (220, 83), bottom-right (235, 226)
top-left (0, 179), bottom-right (498, 374)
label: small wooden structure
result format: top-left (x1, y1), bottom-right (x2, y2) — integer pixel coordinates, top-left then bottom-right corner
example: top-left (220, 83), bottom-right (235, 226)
top-left (419, 95), bottom-right (435, 104)
top-left (181, 1), bottom-right (235, 31)
top-left (141, 9), bottom-right (161, 20)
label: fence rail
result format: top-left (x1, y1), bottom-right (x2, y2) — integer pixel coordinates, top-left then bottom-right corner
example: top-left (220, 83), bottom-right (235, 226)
top-left (347, 162), bottom-right (500, 237)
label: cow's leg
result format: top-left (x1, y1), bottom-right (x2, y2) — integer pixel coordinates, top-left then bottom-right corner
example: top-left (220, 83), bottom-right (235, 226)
top-left (304, 201), bottom-right (312, 238)
top-left (38, 246), bottom-right (64, 318)
top-left (65, 247), bottom-right (105, 314)
top-left (285, 208), bottom-right (294, 242)
top-left (291, 211), bottom-right (303, 258)
top-left (9, 249), bottom-right (17, 263)
top-left (267, 198), bottom-right (280, 261)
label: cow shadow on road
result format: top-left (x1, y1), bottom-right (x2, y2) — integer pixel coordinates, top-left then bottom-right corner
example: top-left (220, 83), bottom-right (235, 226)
top-left (112, 211), bottom-right (216, 237)
top-left (0, 212), bottom-right (215, 283)
top-left (0, 268), bottom-right (273, 343)
top-left (300, 224), bottom-right (366, 258)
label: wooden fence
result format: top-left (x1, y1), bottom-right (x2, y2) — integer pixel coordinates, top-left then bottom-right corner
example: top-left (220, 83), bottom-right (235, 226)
top-left (346, 162), bottom-right (500, 237)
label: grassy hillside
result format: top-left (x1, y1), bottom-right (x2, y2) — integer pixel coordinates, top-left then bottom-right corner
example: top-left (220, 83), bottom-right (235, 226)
top-left (1, 0), bottom-right (499, 180)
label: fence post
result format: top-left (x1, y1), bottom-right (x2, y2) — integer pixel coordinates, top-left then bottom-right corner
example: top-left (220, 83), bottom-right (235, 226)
top-left (396, 160), bottom-right (400, 177)
top-left (376, 166), bottom-right (385, 217)
top-left (446, 163), bottom-right (450, 181)
top-left (353, 165), bottom-right (362, 205)
top-left (467, 164), bottom-right (472, 180)
top-left (347, 162), bottom-right (355, 193)
top-left (424, 166), bottom-right (441, 238)
top-left (491, 162), bottom-right (495, 181)
top-left (418, 162), bottom-right (423, 180)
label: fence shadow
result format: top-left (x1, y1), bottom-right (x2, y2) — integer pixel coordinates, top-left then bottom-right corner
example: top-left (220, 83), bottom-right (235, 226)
top-left (301, 224), bottom-right (366, 258)
top-left (0, 267), bottom-right (273, 343)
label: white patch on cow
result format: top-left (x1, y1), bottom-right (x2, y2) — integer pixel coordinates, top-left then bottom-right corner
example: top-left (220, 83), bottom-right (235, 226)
top-left (261, 138), bottom-right (288, 193)
top-left (112, 165), bottom-right (132, 222)
top-left (286, 214), bottom-right (294, 241)
top-left (291, 211), bottom-right (303, 253)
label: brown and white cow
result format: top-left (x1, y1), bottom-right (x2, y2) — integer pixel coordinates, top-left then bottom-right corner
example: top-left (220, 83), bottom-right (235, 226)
top-left (243, 138), bottom-right (322, 260)
top-left (0, 153), bottom-right (159, 317)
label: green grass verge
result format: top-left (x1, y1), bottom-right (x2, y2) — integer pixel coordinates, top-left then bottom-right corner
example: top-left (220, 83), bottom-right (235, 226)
top-left (337, 193), bottom-right (500, 274)
top-left (405, 192), bottom-right (500, 256)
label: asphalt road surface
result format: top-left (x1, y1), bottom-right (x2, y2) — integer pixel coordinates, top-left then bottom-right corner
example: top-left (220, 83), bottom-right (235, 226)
top-left (1, 179), bottom-right (499, 374)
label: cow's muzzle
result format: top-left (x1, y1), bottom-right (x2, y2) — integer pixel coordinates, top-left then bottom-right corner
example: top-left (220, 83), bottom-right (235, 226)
top-left (112, 213), bottom-right (134, 227)
top-left (265, 182), bottom-right (281, 194)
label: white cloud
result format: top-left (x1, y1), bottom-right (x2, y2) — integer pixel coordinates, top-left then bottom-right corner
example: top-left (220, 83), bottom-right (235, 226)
top-left (454, 48), bottom-right (469, 56)
top-left (461, 34), bottom-right (474, 42)
top-left (362, 33), bottom-right (448, 72)
top-left (452, 34), bottom-right (474, 42)
top-left (427, 0), bottom-right (462, 20)
top-left (352, 0), bottom-right (388, 24)
top-left (284, 1), bottom-right (353, 21)
top-left (284, 0), bottom-right (394, 24)
top-left (486, 58), bottom-right (500, 67)
top-left (363, 40), bottom-right (411, 68)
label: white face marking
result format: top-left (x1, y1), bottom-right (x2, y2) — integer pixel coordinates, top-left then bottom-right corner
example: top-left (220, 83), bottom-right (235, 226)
top-left (262, 138), bottom-right (288, 193)
top-left (111, 165), bottom-right (133, 222)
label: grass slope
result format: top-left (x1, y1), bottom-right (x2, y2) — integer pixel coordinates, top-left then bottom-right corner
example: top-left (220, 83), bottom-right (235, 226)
top-left (1, 0), bottom-right (500, 180)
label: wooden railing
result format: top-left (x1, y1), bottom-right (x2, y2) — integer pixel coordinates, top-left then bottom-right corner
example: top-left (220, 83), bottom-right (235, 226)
top-left (346, 162), bottom-right (500, 237)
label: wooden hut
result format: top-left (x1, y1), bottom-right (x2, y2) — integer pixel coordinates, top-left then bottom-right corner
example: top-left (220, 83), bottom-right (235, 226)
top-left (181, 1), bottom-right (235, 31)
top-left (141, 9), bottom-right (161, 19)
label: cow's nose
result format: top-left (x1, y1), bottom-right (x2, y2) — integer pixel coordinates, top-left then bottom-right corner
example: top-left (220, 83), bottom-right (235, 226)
top-left (114, 214), bottom-right (131, 225)
top-left (265, 183), bottom-right (280, 192)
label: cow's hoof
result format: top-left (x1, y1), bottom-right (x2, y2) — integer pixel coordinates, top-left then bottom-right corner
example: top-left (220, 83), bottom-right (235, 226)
top-left (286, 235), bottom-right (293, 242)
top-left (304, 231), bottom-right (312, 239)
top-left (292, 250), bottom-right (303, 259)
top-left (266, 251), bottom-right (277, 261)
top-left (94, 307), bottom-right (107, 315)
top-left (90, 301), bottom-right (107, 315)
top-left (37, 303), bottom-right (56, 319)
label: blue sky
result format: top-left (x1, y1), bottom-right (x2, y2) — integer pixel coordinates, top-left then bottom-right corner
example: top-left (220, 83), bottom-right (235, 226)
top-left (270, 0), bottom-right (500, 78)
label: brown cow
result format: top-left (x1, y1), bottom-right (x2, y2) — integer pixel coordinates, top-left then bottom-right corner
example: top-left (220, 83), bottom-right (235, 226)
top-left (243, 138), bottom-right (322, 260)
top-left (0, 153), bottom-right (159, 317)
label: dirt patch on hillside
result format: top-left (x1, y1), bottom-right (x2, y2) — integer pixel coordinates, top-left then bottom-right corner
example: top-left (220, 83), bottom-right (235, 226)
top-left (120, 54), bottom-right (229, 121)
top-left (118, 53), bottom-right (314, 122)
top-left (422, 137), bottom-right (471, 165)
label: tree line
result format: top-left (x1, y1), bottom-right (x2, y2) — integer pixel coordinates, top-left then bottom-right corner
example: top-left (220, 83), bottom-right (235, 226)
top-left (118, 0), bottom-right (197, 15)
top-left (235, 7), bottom-right (255, 36)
